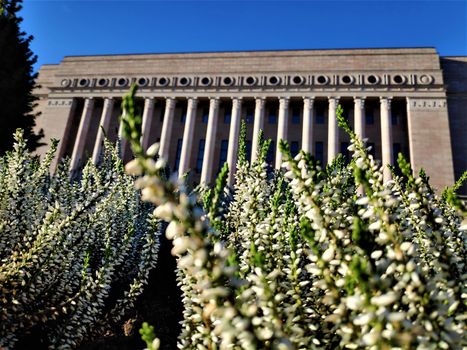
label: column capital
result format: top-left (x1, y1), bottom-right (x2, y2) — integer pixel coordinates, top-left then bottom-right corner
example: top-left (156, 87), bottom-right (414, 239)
top-left (144, 97), bottom-right (156, 107)
top-left (255, 96), bottom-right (266, 107)
top-left (209, 97), bottom-right (220, 108)
top-left (232, 97), bottom-right (242, 108)
top-left (103, 97), bottom-right (115, 105)
top-left (328, 96), bottom-right (340, 108)
top-left (279, 96), bottom-right (290, 108)
top-left (303, 96), bottom-right (315, 108)
top-left (354, 97), bottom-right (366, 109)
top-left (380, 96), bottom-right (392, 109)
top-left (165, 97), bottom-right (176, 108)
top-left (187, 97), bottom-right (198, 107)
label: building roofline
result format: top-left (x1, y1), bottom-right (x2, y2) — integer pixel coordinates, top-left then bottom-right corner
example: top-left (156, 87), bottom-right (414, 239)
top-left (61, 46), bottom-right (439, 60)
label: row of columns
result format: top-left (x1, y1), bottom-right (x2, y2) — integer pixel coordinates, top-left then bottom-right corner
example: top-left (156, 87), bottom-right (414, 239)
top-left (70, 95), bottom-right (394, 184)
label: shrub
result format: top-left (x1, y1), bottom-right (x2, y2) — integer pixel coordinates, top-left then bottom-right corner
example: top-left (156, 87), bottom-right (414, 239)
top-left (123, 86), bottom-right (466, 349)
top-left (0, 131), bottom-right (161, 349)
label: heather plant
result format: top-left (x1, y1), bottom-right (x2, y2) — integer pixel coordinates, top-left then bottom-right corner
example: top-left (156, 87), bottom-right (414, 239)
top-left (122, 85), bottom-right (466, 349)
top-left (0, 131), bottom-right (160, 349)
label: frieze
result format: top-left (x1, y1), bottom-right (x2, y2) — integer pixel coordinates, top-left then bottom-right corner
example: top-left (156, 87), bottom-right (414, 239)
top-left (57, 73), bottom-right (437, 91)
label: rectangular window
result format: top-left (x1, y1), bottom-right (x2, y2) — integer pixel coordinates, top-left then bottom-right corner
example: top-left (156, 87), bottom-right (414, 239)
top-left (196, 139), bottom-right (205, 173)
top-left (180, 106), bottom-right (187, 123)
top-left (315, 141), bottom-right (324, 164)
top-left (174, 139), bottom-right (183, 172)
top-left (224, 111), bottom-right (231, 124)
top-left (218, 139), bottom-right (228, 171)
top-left (291, 141), bottom-right (300, 157)
top-left (266, 140), bottom-right (275, 164)
top-left (202, 108), bottom-right (209, 124)
top-left (340, 141), bottom-right (350, 163)
top-left (393, 143), bottom-right (401, 165)
top-left (316, 107), bottom-right (325, 124)
top-left (245, 108), bottom-right (254, 124)
top-left (268, 110), bottom-right (277, 124)
top-left (366, 110), bottom-right (374, 125)
top-left (391, 113), bottom-right (399, 125)
top-left (292, 107), bottom-right (300, 124)
top-left (367, 142), bottom-right (376, 158)
top-left (246, 140), bottom-right (252, 161)
top-left (342, 108), bottom-right (350, 121)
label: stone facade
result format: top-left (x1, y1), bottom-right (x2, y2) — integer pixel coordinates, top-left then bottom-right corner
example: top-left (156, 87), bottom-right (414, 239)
top-left (33, 47), bottom-right (465, 193)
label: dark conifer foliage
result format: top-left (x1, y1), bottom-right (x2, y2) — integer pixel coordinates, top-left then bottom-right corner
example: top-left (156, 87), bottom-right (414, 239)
top-left (0, 0), bottom-right (43, 154)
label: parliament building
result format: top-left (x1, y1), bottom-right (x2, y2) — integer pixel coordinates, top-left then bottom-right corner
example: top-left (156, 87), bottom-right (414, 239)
top-left (33, 47), bottom-right (466, 193)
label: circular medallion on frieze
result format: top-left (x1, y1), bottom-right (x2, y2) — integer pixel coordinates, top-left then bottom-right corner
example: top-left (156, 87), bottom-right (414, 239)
top-left (179, 77), bottom-right (191, 86)
top-left (200, 77), bottom-right (212, 86)
top-left (158, 77), bottom-right (169, 87)
top-left (78, 78), bottom-right (90, 87)
top-left (366, 75), bottom-right (380, 85)
top-left (117, 78), bottom-right (129, 87)
top-left (392, 74), bottom-right (406, 85)
top-left (268, 76), bottom-right (281, 86)
top-left (137, 77), bottom-right (149, 87)
top-left (222, 76), bottom-right (235, 86)
top-left (60, 79), bottom-right (71, 87)
top-left (291, 75), bottom-right (304, 85)
top-left (97, 78), bottom-right (109, 87)
top-left (245, 76), bottom-right (257, 86)
top-left (418, 74), bottom-right (434, 85)
top-left (315, 75), bottom-right (329, 85)
top-left (341, 75), bottom-right (354, 85)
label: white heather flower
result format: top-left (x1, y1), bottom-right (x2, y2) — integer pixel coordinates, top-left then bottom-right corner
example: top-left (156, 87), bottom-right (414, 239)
top-left (273, 339), bottom-right (294, 350)
top-left (322, 246), bottom-right (335, 262)
top-left (144, 158), bottom-right (156, 170)
top-left (171, 237), bottom-right (194, 255)
top-left (146, 143), bottom-right (160, 157)
top-left (201, 287), bottom-right (229, 300)
top-left (125, 159), bottom-right (142, 175)
top-left (356, 157), bottom-right (365, 168)
top-left (368, 220), bottom-right (381, 231)
top-left (388, 312), bottom-right (406, 322)
top-left (362, 331), bottom-right (379, 346)
top-left (400, 241), bottom-right (413, 253)
top-left (257, 327), bottom-right (274, 340)
top-left (151, 337), bottom-right (161, 350)
top-left (165, 221), bottom-right (184, 240)
top-left (353, 312), bottom-right (374, 326)
top-left (345, 294), bottom-right (364, 310)
top-left (371, 292), bottom-right (398, 306)
top-left (153, 202), bottom-right (176, 221)
top-left (355, 197), bottom-right (369, 206)
top-left (155, 158), bottom-right (166, 170)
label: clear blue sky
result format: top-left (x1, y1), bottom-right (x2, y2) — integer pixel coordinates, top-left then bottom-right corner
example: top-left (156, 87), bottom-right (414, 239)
top-left (20, 0), bottom-right (467, 71)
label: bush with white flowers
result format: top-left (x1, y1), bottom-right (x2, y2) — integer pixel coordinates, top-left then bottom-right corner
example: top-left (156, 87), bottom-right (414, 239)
top-left (0, 131), bottom-right (160, 349)
top-left (122, 86), bottom-right (465, 349)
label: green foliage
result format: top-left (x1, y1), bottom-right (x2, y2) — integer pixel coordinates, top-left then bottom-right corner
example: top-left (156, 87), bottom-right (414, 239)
top-left (0, 0), bottom-right (44, 154)
top-left (237, 119), bottom-right (248, 167)
top-left (139, 322), bottom-right (160, 350)
top-left (122, 86), bottom-right (466, 350)
top-left (0, 130), bottom-right (160, 348)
